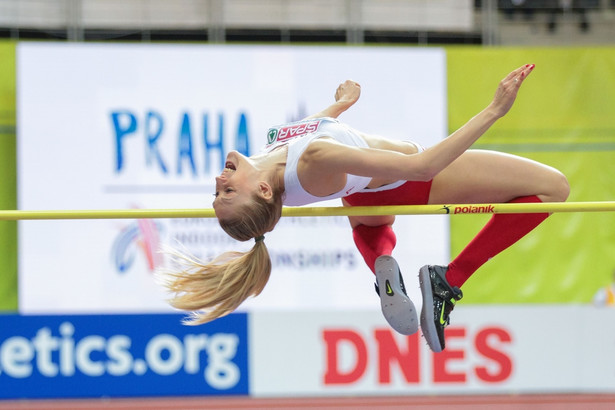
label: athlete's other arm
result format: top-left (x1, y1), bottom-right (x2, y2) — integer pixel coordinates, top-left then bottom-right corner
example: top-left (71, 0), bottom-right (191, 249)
top-left (303, 80), bottom-right (361, 120)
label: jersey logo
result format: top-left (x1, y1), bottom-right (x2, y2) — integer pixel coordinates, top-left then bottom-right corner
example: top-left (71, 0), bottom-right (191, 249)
top-left (266, 120), bottom-right (321, 146)
top-left (267, 128), bottom-right (279, 145)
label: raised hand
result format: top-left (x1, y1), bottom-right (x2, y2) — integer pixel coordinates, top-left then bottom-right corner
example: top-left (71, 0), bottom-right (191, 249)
top-left (489, 64), bottom-right (535, 118)
top-left (335, 80), bottom-right (361, 107)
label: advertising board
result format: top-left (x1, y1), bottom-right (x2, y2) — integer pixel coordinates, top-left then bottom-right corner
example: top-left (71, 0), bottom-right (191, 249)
top-left (0, 313), bottom-right (248, 399)
top-left (17, 43), bottom-right (448, 314)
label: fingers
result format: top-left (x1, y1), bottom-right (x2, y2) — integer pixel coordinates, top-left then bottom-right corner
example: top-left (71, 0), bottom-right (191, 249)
top-left (342, 79), bottom-right (360, 87)
top-left (490, 64), bottom-right (535, 118)
top-left (337, 80), bottom-right (361, 91)
top-left (509, 64), bottom-right (536, 88)
top-left (337, 80), bottom-right (360, 96)
top-left (516, 64), bottom-right (535, 85)
top-left (503, 66), bottom-right (524, 82)
top-left (335, 80), bottom-right (361, 101)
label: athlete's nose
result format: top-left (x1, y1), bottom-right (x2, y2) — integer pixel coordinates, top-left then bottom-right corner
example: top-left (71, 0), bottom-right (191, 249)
top-left (215, 176), bottom-right (225, 192)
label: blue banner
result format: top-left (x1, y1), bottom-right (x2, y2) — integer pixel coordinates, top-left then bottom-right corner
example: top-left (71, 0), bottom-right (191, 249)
top-left (0, 313), bottom-right (249, 399)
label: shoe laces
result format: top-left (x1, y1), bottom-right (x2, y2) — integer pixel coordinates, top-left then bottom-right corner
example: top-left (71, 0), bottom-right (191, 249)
top-left (430, 266), bottom-right (463, 325)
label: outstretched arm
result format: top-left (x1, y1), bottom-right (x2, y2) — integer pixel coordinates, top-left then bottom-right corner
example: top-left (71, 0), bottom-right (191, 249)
top-left (303, 80), bottom-right (361, 120)
top-left (309, 64), bottom-right (536, 182)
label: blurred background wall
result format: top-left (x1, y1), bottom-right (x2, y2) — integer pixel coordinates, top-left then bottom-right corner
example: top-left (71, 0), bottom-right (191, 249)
top-left (0, 0), bottom-right (613, 45)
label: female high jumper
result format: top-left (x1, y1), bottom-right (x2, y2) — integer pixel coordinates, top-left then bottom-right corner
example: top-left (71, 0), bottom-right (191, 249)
top-left (161, 64), bottom-right (569, 352)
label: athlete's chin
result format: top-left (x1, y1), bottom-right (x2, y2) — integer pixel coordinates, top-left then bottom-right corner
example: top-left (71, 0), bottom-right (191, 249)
top-left (213, 203), bottom-right (238, 222)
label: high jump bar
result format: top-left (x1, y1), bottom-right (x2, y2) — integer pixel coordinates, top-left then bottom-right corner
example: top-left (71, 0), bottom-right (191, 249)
top-left (0, 201), bottom-right (614, 220)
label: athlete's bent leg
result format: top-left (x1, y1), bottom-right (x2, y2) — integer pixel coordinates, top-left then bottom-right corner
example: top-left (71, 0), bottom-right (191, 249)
top-left (420, 149), bottom-right (569, 351)
top-left (429, 149), bottom-right (569, 287)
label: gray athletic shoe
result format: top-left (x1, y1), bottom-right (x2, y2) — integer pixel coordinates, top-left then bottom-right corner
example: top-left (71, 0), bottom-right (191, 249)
top-left (418, 264), bottom-right (463, 352)
top-left (374, 255), bottom-right (418, 335)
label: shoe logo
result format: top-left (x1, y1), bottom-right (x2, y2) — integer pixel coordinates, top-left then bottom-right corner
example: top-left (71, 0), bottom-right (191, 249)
top-left (385, 280), bottom-right (394, 296)
top-left (439, 308), bottom-right (447, 325)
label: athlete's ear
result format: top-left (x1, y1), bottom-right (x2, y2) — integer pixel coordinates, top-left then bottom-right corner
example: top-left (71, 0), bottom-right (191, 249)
top-left (258, 181), bottom-right (273, 200)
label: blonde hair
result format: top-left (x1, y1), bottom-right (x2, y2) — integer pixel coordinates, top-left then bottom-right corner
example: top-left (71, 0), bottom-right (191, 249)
top-left (160, 189), bottom-right (283, 325)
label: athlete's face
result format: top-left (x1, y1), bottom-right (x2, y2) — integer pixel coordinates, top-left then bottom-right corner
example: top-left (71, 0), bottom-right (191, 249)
top-left (213, 151), bottom-right (260, 220)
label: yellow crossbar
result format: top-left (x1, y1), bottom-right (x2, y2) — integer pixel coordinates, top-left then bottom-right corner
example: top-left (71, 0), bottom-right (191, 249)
top-left (0, 201), bottom-right (614, 220)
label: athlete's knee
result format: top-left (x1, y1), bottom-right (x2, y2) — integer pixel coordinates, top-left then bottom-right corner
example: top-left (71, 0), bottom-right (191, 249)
top-left (545, 170), bottom-right (570, 202)
top-left (554, 171), bottom-right (570, 202)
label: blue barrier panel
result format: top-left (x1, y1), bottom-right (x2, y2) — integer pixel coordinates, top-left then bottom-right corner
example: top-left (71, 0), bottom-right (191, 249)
top-left (0, 313), bottom-right (249, 399)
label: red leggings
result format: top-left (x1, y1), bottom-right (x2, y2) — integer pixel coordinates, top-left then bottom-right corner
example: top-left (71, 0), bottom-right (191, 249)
top-left (344, 181), bottom-right (432, 274)
top-left (344, 180), bottom-right (433, 207)
top-left (345, 181), bottom-right (548, 289)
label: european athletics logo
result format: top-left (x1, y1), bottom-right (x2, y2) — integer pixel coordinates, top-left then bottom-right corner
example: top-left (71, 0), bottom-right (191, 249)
top-left (111, 218), bottom-right (164, 274)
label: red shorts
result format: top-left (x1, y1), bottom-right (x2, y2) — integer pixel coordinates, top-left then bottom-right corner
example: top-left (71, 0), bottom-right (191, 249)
top-left (344, 180), bottom-right (433, 207)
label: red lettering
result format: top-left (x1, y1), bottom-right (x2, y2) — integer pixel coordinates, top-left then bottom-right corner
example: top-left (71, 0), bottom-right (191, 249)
top-left (374, 329), bottom-right (420, 384)
top-left (321, 325), bottom-right (514, 387)
top-left (289, 124), bottom-right (305, 136)
top-left (432, 327), bottom-right (466, 383)
top-left (454, 205), bottom-right (495, 214)
top-left (323, 330), bottom-right (367, 384)
top-left (474, 327), bottom-right (513, 383)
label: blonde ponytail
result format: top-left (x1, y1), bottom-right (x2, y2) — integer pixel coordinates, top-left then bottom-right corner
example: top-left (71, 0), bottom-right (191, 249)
top-left (160, 239), bottom-right (271, 325)
top-left (160, 190), bottom-right (282, 324)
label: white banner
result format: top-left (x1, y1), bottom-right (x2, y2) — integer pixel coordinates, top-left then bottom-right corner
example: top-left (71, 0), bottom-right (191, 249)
top-left (250, 305), bottom-right (615, 396)
top-left (17, 43), bottom-right (447, 313)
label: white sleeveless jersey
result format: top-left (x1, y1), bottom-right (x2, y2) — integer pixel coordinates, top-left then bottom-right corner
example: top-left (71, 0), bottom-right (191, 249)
top-left (263, 117), bottom-right (406, 206)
